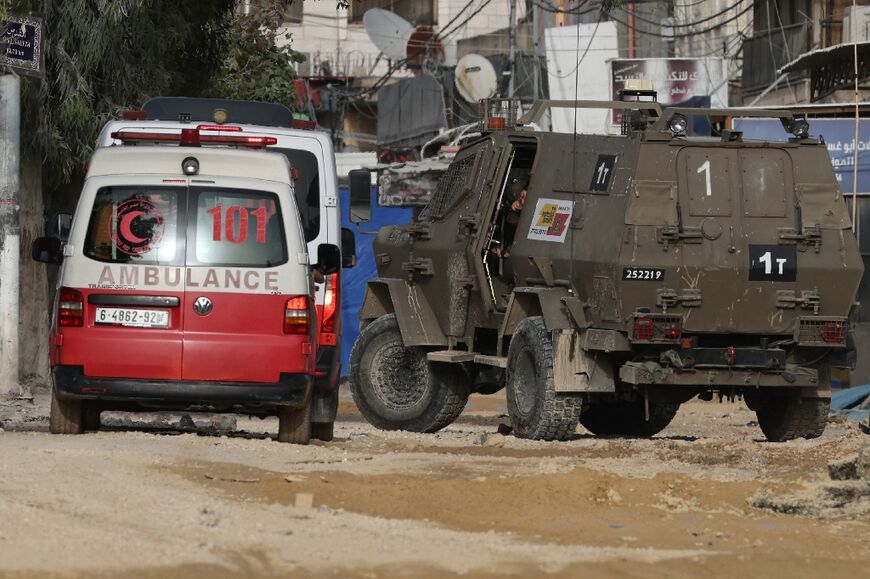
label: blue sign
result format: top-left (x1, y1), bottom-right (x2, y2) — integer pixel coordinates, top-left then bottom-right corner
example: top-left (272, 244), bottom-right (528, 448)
top-left (1, 15), bottom-right (43, 76)
top-left (734, 117), bottom-right (870, 195)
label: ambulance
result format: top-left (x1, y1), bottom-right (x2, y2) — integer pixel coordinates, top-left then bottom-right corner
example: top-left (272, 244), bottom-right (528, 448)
top-left (33, 121), bottom-right (346, 444)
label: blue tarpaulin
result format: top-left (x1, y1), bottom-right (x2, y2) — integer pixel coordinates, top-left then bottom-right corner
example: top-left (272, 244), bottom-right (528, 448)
top-left (830, 384), bottom-right (870, 422)
top-left (339, 187), bottom-right (413, 376)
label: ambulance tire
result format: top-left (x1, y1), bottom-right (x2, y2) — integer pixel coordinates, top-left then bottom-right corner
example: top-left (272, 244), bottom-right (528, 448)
top-left (506, 317), bottom-right (582, 441)
top-left (277, 400), bottom-right (311, 445)
top-left (349, 314), bottom-right (470, 433)
top-left (83, 404), bottom-right (101, 432)
top-left (310, 422), bottom-right (334, 442)
top-left (579, 399), bottom-right (678, 437)
top-left (49, 386), bottom-right (84, 435)
top-left (756, 396), bottom-right (829, 442)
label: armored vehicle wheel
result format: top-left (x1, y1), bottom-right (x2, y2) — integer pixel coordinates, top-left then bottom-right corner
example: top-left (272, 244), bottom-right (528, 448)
top-left (755, 396), bottom-right (829, 442)
top-left (49, 387), bottom-right (84, 435)
top-left (506, 317), bottom-right (582, 441)
top-left (579, 399), bottom-right (678, 437)
top-left (310, 421), bottom-right (334, 442)
top-left (277, 401), bottom-right (311, 445)
top-left (349, 314), bottom-right (470, 433)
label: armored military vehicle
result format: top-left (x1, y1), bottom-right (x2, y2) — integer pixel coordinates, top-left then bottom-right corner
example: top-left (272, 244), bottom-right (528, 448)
top-left (346, 98), bottom-right (863, 442)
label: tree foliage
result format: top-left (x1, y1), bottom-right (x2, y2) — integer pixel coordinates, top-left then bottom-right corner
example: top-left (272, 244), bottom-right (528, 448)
top-left (1, 0), bottom-right (303, 192)
top-left (212, 1), bottom-right (304, 108)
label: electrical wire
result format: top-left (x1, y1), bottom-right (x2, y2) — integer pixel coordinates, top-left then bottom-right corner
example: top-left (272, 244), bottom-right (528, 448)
top-left (607, 2), bottom-right (753, 40)
top-left (439, 0), bottom-right (497, 40)
top-left (623, 0), bottom-right (746, 29)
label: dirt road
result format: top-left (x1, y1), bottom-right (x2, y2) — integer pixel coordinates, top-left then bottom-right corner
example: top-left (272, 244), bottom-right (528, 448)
top-left (0, 387), bottom-right (868, 578)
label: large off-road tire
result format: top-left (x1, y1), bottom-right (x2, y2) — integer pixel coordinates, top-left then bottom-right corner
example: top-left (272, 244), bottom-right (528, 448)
top-left (310, 421), bottom-right (334, 442)
top-left (349, 314), bottom-right (470, 433)
top-left (49, 387), bottom-right (84, 435)
top-left (756, 396), bottom-right (829, 442)
top-left (277, 400), bottom-right (311, 445)
top-left (506, 317), bottom-right (582, 441)
top-left (579, 399), bottom-right (678, 437)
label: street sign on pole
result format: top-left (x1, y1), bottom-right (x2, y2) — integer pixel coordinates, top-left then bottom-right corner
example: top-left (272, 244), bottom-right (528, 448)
top-left (1, 14), bottom-right (43, 77)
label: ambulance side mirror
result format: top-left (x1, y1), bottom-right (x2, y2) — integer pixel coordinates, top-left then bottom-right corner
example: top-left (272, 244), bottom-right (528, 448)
top-left (341, 227), bottom-right (356, 268)
top-left (349, 169), bottom-right (372, 224)
top-left (32, 237), bottom-right (64, 265)
top-left (315, 243), bottom-right (341, 276)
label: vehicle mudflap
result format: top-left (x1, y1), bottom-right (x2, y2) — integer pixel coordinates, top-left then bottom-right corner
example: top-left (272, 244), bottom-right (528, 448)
top-left (552, 329), bottom-right (615, 393)
top-left (359, 278), bottom-right (447, 347)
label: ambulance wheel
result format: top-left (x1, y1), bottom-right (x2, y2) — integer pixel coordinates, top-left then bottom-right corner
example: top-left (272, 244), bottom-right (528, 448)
top-left (506, 317), bottom-right (582, 441)
top-left (579, 399), bottom-right (678, 437)
top-left (83, 404), bottom-right (101, 432)
top-left (49, 387), bottom-right (84, 435)
top-left (310, 422), bottom-right (334, 442)
top-left (756, 396), bottom-right (829, 442)
top-left (277, 401), bottom-right (311, 445)
top-left (349, 314), bottom-right (470, 433)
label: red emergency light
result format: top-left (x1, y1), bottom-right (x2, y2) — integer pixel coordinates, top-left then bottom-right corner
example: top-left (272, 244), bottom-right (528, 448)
top-left (110, 129), bottom-right (277, 149)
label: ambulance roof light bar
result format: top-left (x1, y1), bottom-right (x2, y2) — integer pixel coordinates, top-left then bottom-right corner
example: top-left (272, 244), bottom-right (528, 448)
top-left (110, 129), bottom-right (277, 148)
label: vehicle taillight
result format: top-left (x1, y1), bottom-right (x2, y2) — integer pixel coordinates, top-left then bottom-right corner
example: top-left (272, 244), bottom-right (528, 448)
top-left (58, 287), bottom-right (84, 327)
top-left (632, 313), bottom-right (683, 342)
top-left (284, 296), bottom-right (310, 335)
top-left (321, 273), bottom-right (340, 334)
top-left (633, 317), bottom-right (654, 341)
top-left (197, 124), bottom-right (242, 132)
top-left (823, 321), bottom-right (845, 343)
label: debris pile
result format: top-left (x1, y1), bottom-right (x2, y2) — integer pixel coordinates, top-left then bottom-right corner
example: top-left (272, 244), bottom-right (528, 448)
top-left (751, 445), bottom-right (870, 519)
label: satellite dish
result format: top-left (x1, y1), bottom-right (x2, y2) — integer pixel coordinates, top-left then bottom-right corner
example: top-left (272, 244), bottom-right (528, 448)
top-left (364, 8), bottom-right (414, 61)
top-left (455, 54), bottom-right (497, 102)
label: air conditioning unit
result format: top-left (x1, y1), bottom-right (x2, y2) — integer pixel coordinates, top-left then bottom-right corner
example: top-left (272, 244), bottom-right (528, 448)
top-left (843, 5), bottom-right (870, 43)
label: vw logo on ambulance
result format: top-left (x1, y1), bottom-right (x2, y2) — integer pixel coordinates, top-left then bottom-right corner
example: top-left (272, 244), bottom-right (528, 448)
top-left (193, 296), bottom-right (213, 316)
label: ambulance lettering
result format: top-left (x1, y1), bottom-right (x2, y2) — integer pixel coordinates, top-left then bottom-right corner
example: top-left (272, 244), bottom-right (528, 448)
top-left (92, 265), bottom-right (281, 292)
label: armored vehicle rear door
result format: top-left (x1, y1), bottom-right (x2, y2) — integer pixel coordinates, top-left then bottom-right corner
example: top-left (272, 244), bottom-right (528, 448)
top-left (675, 146), bottom-right (797, 333)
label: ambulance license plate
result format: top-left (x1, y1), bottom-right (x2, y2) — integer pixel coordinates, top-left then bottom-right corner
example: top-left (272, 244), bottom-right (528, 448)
top-left (95, 307), bottom-right (169, 328)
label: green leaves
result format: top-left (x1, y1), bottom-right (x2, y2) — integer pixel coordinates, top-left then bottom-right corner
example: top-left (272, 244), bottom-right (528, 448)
top-left (21, 0), bottom-right (305, 193)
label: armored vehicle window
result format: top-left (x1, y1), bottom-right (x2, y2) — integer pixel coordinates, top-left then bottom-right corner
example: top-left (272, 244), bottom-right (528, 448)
top-left (430, 154), bottom-right (476, 218)
top-left (680, 148), bottom-right (736, 217)
top-left (740, 150), bottom-right (789, 218)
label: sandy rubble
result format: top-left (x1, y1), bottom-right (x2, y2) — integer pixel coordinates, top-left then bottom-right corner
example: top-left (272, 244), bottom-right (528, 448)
top-left (0, 387), bottom-right (868, 578)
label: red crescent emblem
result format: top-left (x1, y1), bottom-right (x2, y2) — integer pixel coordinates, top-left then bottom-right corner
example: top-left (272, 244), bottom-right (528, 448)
top-left (119, 210), bottom-right (147, 243)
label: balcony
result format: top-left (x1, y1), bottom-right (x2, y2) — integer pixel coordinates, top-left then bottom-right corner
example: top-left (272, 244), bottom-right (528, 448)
top-left (742, 22), bottom-right (812, 94)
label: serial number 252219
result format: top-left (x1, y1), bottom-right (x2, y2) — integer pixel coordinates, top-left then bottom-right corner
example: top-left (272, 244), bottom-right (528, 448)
top-left (621, 267), bottom-right (665, 281)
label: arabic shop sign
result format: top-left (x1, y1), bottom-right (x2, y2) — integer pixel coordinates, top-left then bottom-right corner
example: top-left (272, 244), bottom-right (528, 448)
top-left (1, 15), bottom-right (43, 76)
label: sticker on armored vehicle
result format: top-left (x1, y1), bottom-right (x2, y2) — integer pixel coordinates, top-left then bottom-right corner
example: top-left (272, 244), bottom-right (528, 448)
top-left (622, 267), bottom-right (664, 281)
top-left (527, 198), bottom-right (572, 242)
top-left (748, 244), bottom-right (797, 282)
top-left (590, 154), bottom-right (617, 192)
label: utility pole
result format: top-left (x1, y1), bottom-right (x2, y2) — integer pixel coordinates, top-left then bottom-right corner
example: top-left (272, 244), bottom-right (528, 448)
top-left (507, 0), bottom-right (517, 97)
top-left (532, 0), bottom-right (539, 101)
top-left (0, 72), bottom-right (21, 398)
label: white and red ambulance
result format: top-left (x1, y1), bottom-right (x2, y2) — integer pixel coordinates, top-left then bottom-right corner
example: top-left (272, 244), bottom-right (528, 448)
top-left (33, 124), bottom-right (343, 444)
top-left (97, 98), bottom-right (352, 441)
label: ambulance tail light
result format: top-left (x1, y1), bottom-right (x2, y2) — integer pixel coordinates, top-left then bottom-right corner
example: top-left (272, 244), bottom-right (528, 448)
top-left (321, 273), bottom-right (340, 335)
top-left (58, 287), bottom-right (84, 327)
top-left (284, 296), bottom-right (310, 335)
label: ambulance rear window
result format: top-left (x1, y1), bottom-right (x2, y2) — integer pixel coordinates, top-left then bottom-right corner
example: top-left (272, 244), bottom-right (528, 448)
top-left (83, 186), bottom-right (183, 265)
top-left (276, 149), bottom-right (320, 242)
top-left (189, 188), bottom-right (287, 267)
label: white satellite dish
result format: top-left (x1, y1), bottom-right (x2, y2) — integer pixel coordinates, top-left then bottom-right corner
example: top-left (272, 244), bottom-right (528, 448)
top-left (454, 54), bottom-right (498, 102)
top-left (364, 8), bottom-right (414, 61)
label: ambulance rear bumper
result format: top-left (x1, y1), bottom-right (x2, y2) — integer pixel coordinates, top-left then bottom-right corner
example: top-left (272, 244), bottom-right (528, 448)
top-left (52, 365), bottom-right (311, 408)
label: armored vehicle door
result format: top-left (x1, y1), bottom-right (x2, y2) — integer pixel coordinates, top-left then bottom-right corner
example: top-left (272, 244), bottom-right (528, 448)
top-left (674, 146), bottom-right (801, 333)
top-left (467, 139), bottom-right (538, 314)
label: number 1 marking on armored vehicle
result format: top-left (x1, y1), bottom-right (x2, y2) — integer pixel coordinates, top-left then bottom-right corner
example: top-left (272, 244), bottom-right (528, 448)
top-left (697, 159), bottom-right (712, 197)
